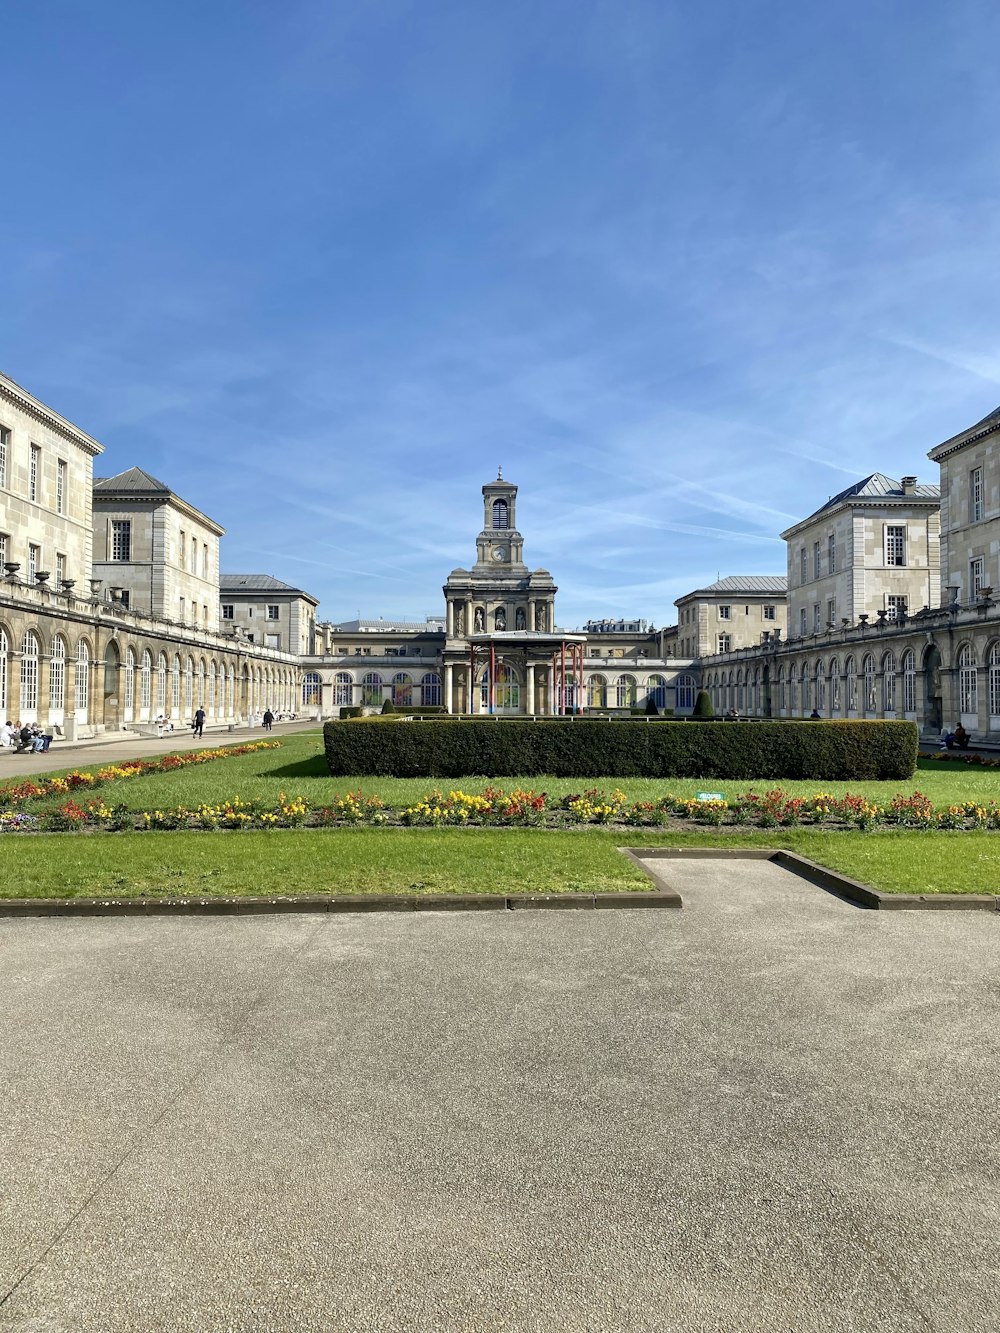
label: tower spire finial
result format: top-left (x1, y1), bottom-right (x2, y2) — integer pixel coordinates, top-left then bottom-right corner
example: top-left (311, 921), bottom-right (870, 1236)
top-left (497, 465), bottom-right (503, 480)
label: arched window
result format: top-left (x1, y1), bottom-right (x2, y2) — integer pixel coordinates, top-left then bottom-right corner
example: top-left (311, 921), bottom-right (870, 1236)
top-left (124, 648), bottom-right (136, 715)
top-left (197, 659), bottom-right (206, 712)
top-left (208, 662), bottom-right (217, 716)
top-left (989, 643), bottom-right (1000, 719)
top-left (171, 656), bottom-right (181, 712)
top-left (49, 636), bottom-right (66, 715)
top-left (156, 653), bottom-right (168, 713)
top-left (480, 662), bottom-right (519, 710)
top-left (882, 652), bottom-right (896, 713)
top-left (588, 674), bottom-right (607, 708)
top-left (75, 639), bottom-right (90, 720)
top-left (0, 627), bottom-right (7, 714)
top-left (332, 672), bottom-right (351, 707)
top-left (751, 668), bottom-right (760, 715)
top-left (647, 675), bottom-right (668, 709)
top-left (421, 672), bottom-right (442, 707)
top-left (799, 663), bottom-right (808, 713)
top-left (900, 649), bottom-right (916, 714)
top-left (302, 672), bottom-right (322, 707)
top-left (184, 657), bottom-right (194, 713)
top-left (616, 674), bottom-right (637, 708)
top-left (140, 649), bottom-right (152, 716)
top-left (675, 674), bottom-right (696, 710)
top-left (814, 661), bottom-right (825, 713)
top-left (788, 665), bottom-right (797, 714)
top-left (777, 665), bottom-right (786, 712)
top-left (958, 642), bottom-right (977, 715)
top-left (829, 657), bottom-right (841, 711)
top-left (491, 498), bottom-right (509, 529)
top-left (863, 654), bottom-right (876, 712)
top-left (736, 669), bottom-right (745, 711)
top-left (845, 656), bottom-right (857, 711)
top-left (392, 672), bottom-right (413, 707)
top-left (226, 666), bottom-right (235, 716)
top-left (20, 632), bottom-right (39, 715)
top-left (361, 672), bottom-right (383, 708)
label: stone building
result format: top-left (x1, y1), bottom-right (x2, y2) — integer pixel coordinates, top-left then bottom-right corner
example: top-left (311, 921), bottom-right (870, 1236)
top-left (0, 372), bottom-right (302, 737)
top-left (220, 575), bottom-right (319, 655)
top-left (696, 408), bottom-right (1000, 740)
top-left (675, 576), bottom-right (787, 659)
top-left (92, 468), bottom-right (224, 630)
top-left (302, 473), bottom-right (696, 717)
top-left (779, 474), bottom-right (940, 637)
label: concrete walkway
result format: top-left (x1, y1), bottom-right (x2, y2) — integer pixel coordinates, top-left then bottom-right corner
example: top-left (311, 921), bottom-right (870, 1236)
top-left (0, 717), bottom-right (321, 776)
top-left (1, 863), bottom-right (998, 1331)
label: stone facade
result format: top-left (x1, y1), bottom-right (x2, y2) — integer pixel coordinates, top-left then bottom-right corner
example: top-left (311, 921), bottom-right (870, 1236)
top-left (780, 474), bottom-right (940, 637)
top-left (92, 468), bottom-right (224, 631)
top-left (675, 577), bottom-right (787, 658)
top-left (0, 373), bottom-right (301, 737)
top-left (220, 575), bottom-right (319, 656)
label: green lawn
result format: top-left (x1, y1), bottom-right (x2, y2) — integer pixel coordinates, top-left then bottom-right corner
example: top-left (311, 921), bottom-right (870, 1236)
top-left (0, 826), bottom-right (995, 900)
top-left (15, 730), bottom-right (1000, 810)
top-left (3, 732), bottom-right (999, 900)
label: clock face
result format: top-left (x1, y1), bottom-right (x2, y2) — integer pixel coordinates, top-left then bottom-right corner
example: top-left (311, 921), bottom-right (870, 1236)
top-left (491, 545), bottom-right (508, 562)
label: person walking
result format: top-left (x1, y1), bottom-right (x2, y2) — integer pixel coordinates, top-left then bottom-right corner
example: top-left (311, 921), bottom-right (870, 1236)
top-left (192, 705), bottom-right (206, 739)
top-left (262, 708), bottom-right (274, 732)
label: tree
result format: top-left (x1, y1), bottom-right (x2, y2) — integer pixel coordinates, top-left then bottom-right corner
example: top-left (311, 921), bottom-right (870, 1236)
top-left (692, 689), bottom-right (714, 719)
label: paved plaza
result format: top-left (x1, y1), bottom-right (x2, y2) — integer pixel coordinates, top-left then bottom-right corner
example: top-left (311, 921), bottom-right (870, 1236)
top-left (1, 864), bottom-right (999, 1332)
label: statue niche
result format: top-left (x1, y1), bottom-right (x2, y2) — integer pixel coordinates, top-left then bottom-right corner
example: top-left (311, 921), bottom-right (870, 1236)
top-left (494, 607), bottom-right (506, 631)
top-left (474, 607), bottom-right (484, 632)
top-left (515, 607), bottom-right (526, 630)
top-left (536, 606), bottom-right (546, 632)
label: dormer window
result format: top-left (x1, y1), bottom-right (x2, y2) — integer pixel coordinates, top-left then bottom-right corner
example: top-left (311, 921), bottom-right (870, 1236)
top-left (492, 498), bottom-right (509, 529)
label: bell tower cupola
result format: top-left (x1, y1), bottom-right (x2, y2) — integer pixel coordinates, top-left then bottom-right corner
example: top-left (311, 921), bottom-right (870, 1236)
top-left (477, 469), bottom-right (525, 568)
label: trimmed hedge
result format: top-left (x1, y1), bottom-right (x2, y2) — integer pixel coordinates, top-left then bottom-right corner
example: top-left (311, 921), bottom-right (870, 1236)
top-left (323, 719), bottom-right (918, 780)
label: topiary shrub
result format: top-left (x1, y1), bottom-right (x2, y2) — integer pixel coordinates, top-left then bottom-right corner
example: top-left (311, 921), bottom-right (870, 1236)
top-left (339, 706), bottom-right (362, 720)
top-left (692, 689), bottom-right (714, 719)
top-left (323, 718), bottom-right (917, 780)
top-left (380, 699), bottom-right (395, 714)
top-left (645, 694), bottom-right (659, 716)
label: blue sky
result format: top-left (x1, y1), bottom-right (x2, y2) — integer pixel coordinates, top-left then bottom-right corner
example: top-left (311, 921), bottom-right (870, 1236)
top-left (4, 1), bottom-right (1000, 628)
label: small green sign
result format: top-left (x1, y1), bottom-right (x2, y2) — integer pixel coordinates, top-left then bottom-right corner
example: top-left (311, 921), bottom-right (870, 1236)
top-left (696, 791), bottom-right (725, 802)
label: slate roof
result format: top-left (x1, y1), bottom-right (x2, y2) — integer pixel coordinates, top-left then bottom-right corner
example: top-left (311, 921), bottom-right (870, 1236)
top-left (970, 405), bottom-right (1000, 431)
top-left (329, 618), bottom-right (446, 633)
top-left (702, 575), bottom-right (787, 594)
top-left (807, 473), bottom-right (938, 517)
top-left (220, 574), bottom-right (318, 603)
top-left (94, 467), bottom-right (172, 493)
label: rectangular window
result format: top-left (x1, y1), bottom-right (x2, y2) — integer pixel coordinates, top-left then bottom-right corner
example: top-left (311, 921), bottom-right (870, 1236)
top-left (191, 536), bottom-right (197, 572)
top-left (0, 533), bottom-right (6, 567)
top-left (56, 553), bottom-right (66, 585)
top-left (119, 589), bottom-right (130, 609)
top-left (203, 544), bottom-right (208, 578)
top-left (828, 533), bottom-right (836, 573)
top-left (28, 543), bottom-right (39, 581)
top-left (0, 425), bottom-right (8, 486)
top-left (56, 459), bottom-right (67, 514)
top-left (971, 467), bottom-right (983, 523)
top-left (800, 547), bottom-right (807, 583)
top-left (799, 608), bottom-right (807, 635)
top-left (813, 604), bottom-right (821, 632)
top-left (717, 633), bottom-right (731, 653)
top-left (887, 595), bottom-right (907, 621)
top-left (203, 604), bottom-right (208, 624)
top-left (267, 604), bottom-right (280, 620)
top-left (265, 633), bottom-right (280, 649)
top-left (827, 598), bottom-right (836, 626)
top-left (222, 604), bottom-right (234, 620)
top-left (29, 445), bottom-right (40, 502)
top-left (179, 530), bottom-right (186, 567)
top-left (885, 525), bottom-right (905, 566)
top-left (178, 596), bottom-right (185, 622)
top-left (763, 605), bottom-right (776, 620)
top-left (813, 542), bottom-right (821, 579)
top-left (111, 519), bottom-right (131, 561)
top-left (971, 558), bottom-right (986, 598)
top-left (718, 605), bottom-right (731, 620)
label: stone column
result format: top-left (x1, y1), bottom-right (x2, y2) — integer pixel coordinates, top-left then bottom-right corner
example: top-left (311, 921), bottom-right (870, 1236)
top-left (445, 663), bottom-right (454, 714)
top-left (528, 599), bottom-right (536, 634)
top-left (526, 662), bottom-right (535, 715)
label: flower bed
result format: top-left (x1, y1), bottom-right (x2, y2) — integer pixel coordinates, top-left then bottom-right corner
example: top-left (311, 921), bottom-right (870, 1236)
top-left (0, 741), bottom-right (282, 809)
top-left (3, 783), bottom-right (1000, 834)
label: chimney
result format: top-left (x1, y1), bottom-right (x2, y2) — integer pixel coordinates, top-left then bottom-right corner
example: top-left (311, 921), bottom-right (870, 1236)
top-left (901, 476), bottom-right (917, 495)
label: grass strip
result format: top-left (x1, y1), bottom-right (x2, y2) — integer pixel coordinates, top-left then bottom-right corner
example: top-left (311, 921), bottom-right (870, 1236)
top-left (1, 826), bottom-right (996, 900)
